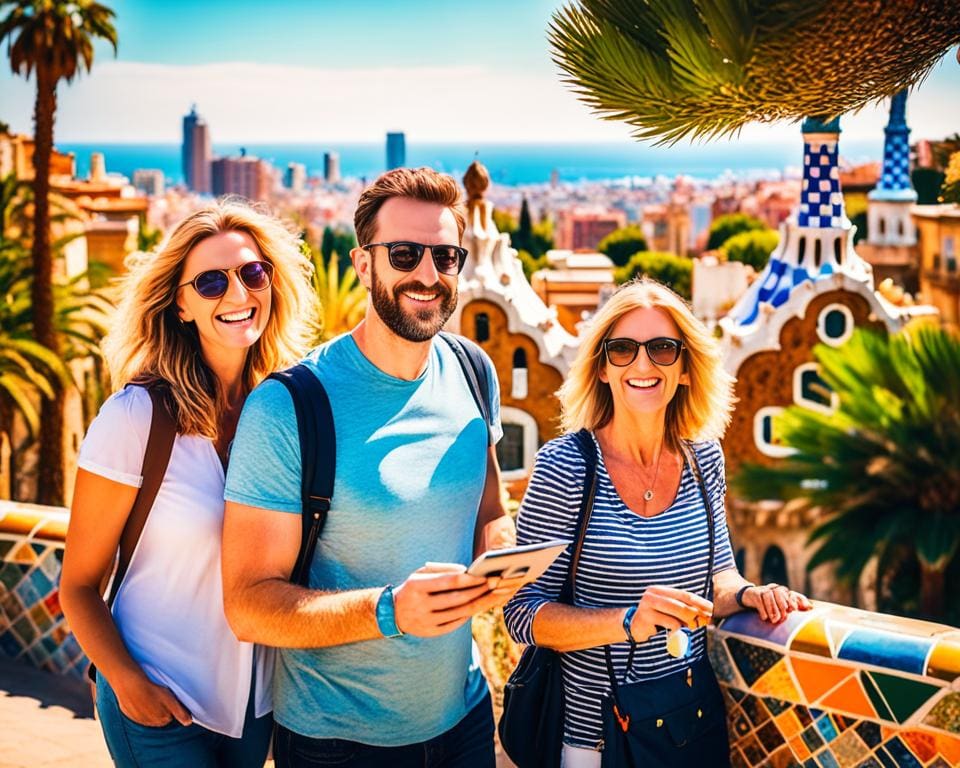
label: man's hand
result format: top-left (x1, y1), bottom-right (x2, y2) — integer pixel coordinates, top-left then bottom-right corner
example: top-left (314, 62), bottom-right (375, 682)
top-left (393, 563), bottom-right (514, 637)
top-left (742, 583), bottom-right (813, 623)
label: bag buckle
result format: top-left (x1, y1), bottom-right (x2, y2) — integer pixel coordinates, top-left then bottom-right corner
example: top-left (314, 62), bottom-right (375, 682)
top-left (308, 495), bottom-right (331, 515)
top-left (686, 667), bottom-right (693, 687)
top-left (613, 704), bottom-right (630, 733)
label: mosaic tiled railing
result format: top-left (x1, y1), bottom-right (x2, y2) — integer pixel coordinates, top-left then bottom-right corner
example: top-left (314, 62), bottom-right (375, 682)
top-left (712, 604), bottom-right (960, 768)
top-left (3, 502), bottom-right (960, 767)
top-left (0, 501), bottom-right (85, 680)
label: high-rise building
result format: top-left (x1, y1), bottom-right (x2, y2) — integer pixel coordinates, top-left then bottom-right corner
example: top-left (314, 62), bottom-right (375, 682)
top-left (386, 132), bottom-right (406, 170)
top-left (133, 169), bottom-right (165, 197)
top-left (285, 162), bottom-right (307, 193)
top-left (324, 151), bottom-right (341, 184)
top-left (211, 151), bottom-right (273, 201)
top-left (182, 105), bottom-right (212, 194)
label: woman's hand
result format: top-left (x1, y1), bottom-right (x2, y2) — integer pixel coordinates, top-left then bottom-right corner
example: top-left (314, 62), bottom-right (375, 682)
top-left (630, 585), bottom-right (714, 642)
top-left (112, 671), bottom-right (193, 727)
top-left (742, 583), bottom-right (813, 623)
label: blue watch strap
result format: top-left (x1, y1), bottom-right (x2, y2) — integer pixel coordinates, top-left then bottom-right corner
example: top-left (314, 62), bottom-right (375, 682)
top-left (622, 605), bottom-right (638, 643)
top-left (376, 585), bottom-right (404, 638)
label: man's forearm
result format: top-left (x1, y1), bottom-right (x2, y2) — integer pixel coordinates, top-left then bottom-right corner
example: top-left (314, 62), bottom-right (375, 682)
top-left (226, 578), bottom-right (383, 648)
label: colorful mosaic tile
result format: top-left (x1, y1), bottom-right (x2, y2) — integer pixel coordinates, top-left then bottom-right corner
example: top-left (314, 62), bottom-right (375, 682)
top-left (754, 658), bottom-right (802, 701)
top-left (838, 629), bottom-right (932, 676)
top-left (0, 539), bottom-right (14, 559)
top-left (923, 692), bottom-right (960, 734)
top-left (728, 636), bottom-right (784, 686)
top-left (790, 656), bottom-right (852, 703)
top-left (791, 617), bottom-right (834, 658)
top-left (926, 641), bottom-right (960, 682)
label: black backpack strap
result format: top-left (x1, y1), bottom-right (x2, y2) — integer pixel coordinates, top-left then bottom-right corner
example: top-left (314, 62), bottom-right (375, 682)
top-left (268, 365), bottom-right (336, 587)
top-left (438, 331), bottom-right (494, 445)
top-left (679, 440), bottom-right (717, 602)
top-left (558, 429), bottom-right (599, 604)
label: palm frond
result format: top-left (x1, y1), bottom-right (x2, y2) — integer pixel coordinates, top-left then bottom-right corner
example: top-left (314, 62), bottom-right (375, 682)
top-left (550, 1), bottom-right (960, 144)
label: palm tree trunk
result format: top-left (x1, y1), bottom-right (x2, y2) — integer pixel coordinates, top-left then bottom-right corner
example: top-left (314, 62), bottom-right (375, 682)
top-left (32, 68), bottom-right (65, 506)
top-left (919, 561), bottom-right (945, 619)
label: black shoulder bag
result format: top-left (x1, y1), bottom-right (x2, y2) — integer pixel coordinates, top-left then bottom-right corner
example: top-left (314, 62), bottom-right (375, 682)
top-left (599, 441), bottom-right (731, 768)
top-left (498, 429), bottom-right (599, 768)
top-left (268, 332), bottom-right (495, 585)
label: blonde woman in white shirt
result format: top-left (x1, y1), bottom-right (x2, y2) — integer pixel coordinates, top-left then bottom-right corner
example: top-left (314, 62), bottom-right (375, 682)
top-left (60, 200), bottom-right (317, 767)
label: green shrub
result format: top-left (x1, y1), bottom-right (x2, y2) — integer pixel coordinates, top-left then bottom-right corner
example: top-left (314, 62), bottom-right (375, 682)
top-left (720, 229), bottom-right (779, 271)
top-left (615, 251), bottom-right (692, 298)
top-left (597, 224), bottom-right (648, 267)
top-left (706, 213), bottom-right (766, 250)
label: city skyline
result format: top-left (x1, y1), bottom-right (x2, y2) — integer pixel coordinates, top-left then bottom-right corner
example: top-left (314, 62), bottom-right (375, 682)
top-left (0, 1), bottom-right (957, 145)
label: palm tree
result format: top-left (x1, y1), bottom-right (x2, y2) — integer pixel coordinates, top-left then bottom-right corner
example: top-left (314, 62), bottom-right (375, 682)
top-left (0, 242), bottom-right (72, 497)
top-left (549, 1), bottom-right (960, 144)
top-left (733, 325), bottom-right (960, 620)
top-left (0, 0), bottom-right (117, 504)
top-left (309, 247), bottom-right (367, 343)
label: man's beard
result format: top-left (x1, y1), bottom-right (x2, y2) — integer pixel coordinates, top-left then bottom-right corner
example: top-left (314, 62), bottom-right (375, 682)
top-left (370, 262), bottom-right (458, 342)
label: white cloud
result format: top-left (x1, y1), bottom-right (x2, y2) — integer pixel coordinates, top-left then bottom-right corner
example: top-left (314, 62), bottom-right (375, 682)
top-left (1, 59), bottom-right (956, 145)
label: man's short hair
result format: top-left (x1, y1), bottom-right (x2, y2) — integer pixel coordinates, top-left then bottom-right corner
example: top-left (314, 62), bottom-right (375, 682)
top-left (354, 167), bottom-right (467, 248)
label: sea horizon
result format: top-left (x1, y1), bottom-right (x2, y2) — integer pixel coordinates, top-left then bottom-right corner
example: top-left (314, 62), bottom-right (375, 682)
top-left (58, 139), bottom-right (886, 187)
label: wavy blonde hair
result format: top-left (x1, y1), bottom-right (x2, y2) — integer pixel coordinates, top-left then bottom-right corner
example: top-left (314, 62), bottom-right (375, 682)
top-left (558, 278), bottom-right (735, 449)
top-left (102, 199), bottom-right (318, 439)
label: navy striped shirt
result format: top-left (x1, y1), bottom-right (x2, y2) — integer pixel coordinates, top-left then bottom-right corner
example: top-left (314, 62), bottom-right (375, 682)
top-left (502, 432), bottom-right (734, 749)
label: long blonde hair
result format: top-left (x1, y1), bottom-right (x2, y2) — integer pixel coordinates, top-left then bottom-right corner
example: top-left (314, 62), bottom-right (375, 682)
top-left (102, 200), bottom-right (318, 438)
top-left (558, 278), bottom-right (735, 449)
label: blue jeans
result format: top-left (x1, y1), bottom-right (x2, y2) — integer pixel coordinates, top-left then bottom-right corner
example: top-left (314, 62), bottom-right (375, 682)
top-left (95, 672), bottom-right (273, 768)
top-left (273, 692), bottom-right (495, 768)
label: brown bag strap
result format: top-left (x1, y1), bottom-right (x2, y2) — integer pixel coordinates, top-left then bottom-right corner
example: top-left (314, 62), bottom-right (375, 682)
top-left (105, 386), bottom-right (177, 607)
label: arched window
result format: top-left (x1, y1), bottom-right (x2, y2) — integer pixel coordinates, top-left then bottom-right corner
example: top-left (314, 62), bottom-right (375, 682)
top-left (879, 218), bottom-right (886, 237)
top-left (794, 362), bottom-right (836, 413)
top-left (753, 406), bottom-right (795, 458)
top-left (761, 545), bottom-right (790, 589)
top-left (816, 303), bottom-right (854, 347)
top-left (512, 348), bottom-right (528, 399)
top-left (833, 237), bottom-right (842, 265)
top-left (497, 407), bottom-right (540, 481)
top-left (474, 312), bottom-right (490, 343)
top-left (797, 237), bottom-right (806, 267)
top-left (898, 219), bottom-right (905, 237)
top-left (813, 239), bottom-right (822, 269)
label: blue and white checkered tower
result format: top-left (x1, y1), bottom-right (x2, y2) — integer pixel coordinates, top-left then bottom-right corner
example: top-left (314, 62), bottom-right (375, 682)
top-left (725, 116), bottom-right (872, 328)
top-left (867, 90), bottom-right (917, 246)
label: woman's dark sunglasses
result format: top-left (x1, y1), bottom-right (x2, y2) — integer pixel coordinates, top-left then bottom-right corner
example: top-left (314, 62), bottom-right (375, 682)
top-left (604, 337), bottom-right (684, 367)
top-left (177, 260), bottom-right (274, 299)
top-left (362, 241), bottom-right (468, 276)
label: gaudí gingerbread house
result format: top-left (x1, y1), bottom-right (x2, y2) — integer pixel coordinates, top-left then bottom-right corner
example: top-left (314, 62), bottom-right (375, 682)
top-left (449, 161), bottom-right (580, 495)
top-left (718, 117), bottom-right (936, 602)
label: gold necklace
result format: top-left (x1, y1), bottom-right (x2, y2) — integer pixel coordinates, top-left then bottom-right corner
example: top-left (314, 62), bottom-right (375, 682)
top-left (642, 443), bottom-right (665, 503)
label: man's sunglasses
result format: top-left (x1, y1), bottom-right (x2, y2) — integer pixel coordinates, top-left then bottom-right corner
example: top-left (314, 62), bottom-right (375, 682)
top-left (603, 337), bottom-right (684, 367)
top-left (362, 241), bottom-right (468, 276)
top-left (177, 261), bottom-right (274, 299)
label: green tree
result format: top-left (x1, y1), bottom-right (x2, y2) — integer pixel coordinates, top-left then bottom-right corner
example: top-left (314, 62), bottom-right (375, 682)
top-left (137, 214), bottom-right (162, 255)
top-left (320, 226), bottom-right (336, 261)
top-left (597, 224), bottom-right (648, 267)
top-left (734, 326), bottom-right (960, 620)
top-left (845, 193), bottom-right (869, 244)
top-left (492, 209), bottom-right (517, 235)
top-left (615, 251), bottom-right (692, 299)
top-left (1, 0), bottom-right (118, 505)
top-left (913, 168), bottom-right (946, 205)
top-left (548, 2), bottom-right (960, 144)
top-left (308, 246), bottom-right (366, 342)
top-left (513, 198), bottom-right (533, 254)
top-left (530, 217), bottom-right (554, 258)
top-left (941, 151), bottom-right (960, 205)
top-left (706, 213), bottom-right (766, 251)
top-left (721, 228), bottom-right (779, 271)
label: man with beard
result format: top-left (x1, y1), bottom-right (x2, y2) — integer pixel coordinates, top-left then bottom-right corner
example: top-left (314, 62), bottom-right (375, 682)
top-left (221, 167), bottom-right (518, 768)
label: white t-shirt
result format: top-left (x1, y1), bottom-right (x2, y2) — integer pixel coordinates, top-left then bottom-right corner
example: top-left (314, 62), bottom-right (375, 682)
top-left (78, 385), bottom-right (272, 738)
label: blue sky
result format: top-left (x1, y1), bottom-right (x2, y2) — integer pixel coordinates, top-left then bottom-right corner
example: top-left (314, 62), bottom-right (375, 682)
top-left (0, 1), bottom-right (957, 145)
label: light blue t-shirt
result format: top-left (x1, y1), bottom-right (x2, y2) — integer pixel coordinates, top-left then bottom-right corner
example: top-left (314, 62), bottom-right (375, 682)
top-left (224, 332), bottom-right (502, 746)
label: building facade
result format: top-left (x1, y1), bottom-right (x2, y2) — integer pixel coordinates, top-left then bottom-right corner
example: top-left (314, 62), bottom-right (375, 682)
top-left (211, 153), bottom-right (273, 201)
top-left (914, 205), bottom-right (960, 328)
top-left (555, 206), bottom-right (626, 251)
top-left (324, 151), bottom-right (341, 184)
